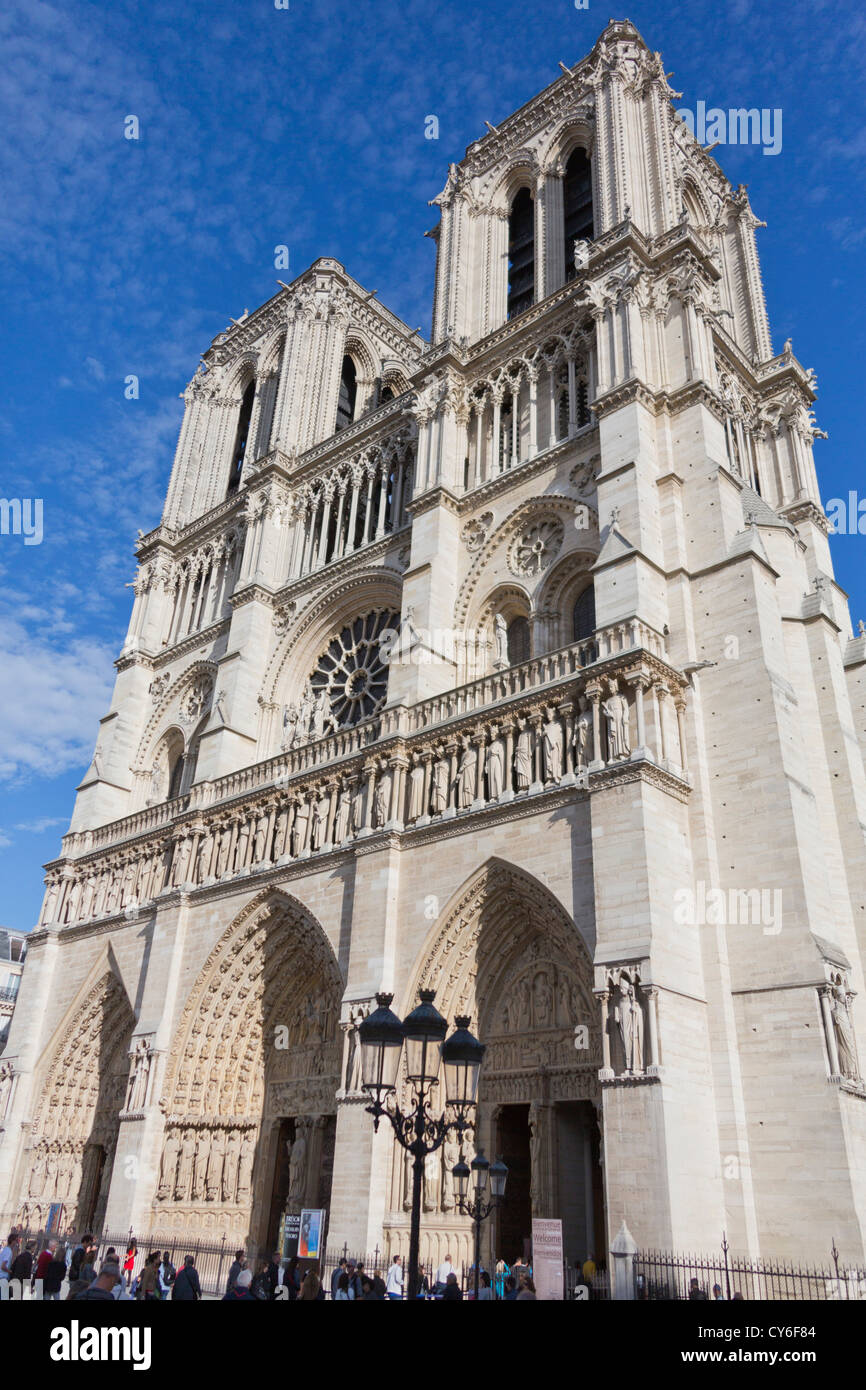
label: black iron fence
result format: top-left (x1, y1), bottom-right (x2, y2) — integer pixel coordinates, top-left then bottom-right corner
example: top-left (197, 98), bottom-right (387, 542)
top-left (13, 1225), bottom-right (237, 1299)
top-left (633, 1240), bottom-right (866, 1302)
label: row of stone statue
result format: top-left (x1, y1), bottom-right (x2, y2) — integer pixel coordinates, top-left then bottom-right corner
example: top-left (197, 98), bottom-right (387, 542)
top-left (25, 1138), bottom-right (104, 1202)
top-left (156, 1126), bottom-right (256, 1205)
top-left (281, 681), bottom-right (335, 749)
top-left (404, 1127), bottom-right (475, 1213)
top-left (42, 683), bottom-right (633, 927)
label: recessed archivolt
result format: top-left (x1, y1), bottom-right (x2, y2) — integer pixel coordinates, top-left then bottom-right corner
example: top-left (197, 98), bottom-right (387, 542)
top-left (222, 351), bottom-right (259, 398)
top-left (133, 659), bottom-right (217, 774)
top-left (488, 152), bottom-right (541, 208)
top-left (30, 962), bottom-right (134, 1146)
top-left (538, 116), bottom-right (595, 171)
top-left (536, 546), bottom-right (598, 615)
top-left (403, 859), bottom-right (594, 1037)
top-left (160, 888), bottom-right (344, 1122)
top-left (343, 328), bottom-right (379, 382)
top-left (456, 493), bottom-right (598, 629)
top-left (263, 570), bottom-right (403, 708)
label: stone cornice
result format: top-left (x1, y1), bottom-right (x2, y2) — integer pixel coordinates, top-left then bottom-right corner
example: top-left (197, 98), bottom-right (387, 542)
top-left (148, 619), bottom-right (230, 671)
top-left (588, 758), bottom-right (691, 802)
top-left (406, 486), bottom-right (461, 519)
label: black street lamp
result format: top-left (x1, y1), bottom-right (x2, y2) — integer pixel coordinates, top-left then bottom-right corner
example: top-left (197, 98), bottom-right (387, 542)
top-left (453, 1148), bottom-right (508, 1302)
top-left (359, 991), bottom-right (484, 1300)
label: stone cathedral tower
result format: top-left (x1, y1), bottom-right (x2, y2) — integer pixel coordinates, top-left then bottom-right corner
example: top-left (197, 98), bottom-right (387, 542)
top-left (2, 19), bottom-right (864, 1271)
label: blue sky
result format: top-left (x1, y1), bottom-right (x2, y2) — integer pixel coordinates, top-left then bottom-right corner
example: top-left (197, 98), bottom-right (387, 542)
top-left (1, 0), bottom-right (864, 930)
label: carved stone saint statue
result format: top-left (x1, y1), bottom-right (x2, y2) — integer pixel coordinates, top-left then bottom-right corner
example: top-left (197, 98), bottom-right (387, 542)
top-left (374, 770), bottom-right (391, 828)
top-left (237, 1132), bottom-right (254, 1202)
top-left (574, 695), bottom-right (592, 771)
top-left (0, 1060), bottom-right (14, 1121)
top-left (157, 1129), bottom-right (181, 1201)
top-left (126, 1037), bottom-right (153, 1111)
top-left (253, 813), bottom-right (269, 863)
top-left (614, 976), bottom-right (644, 1073)
top-left (222, 1129), bottom-right (241, 1204)
top-left (216, 825), bottom-right (232, 877)
top-left (423, 1147), bottom-right (441, 1212)
top-left (311, 689), bottom-right (332, 741)
top-left (514, 717), bottom-right (532, 791)
top-left (542, 707), bottom-right (564, 783)
top-left (334, 784), bottom-right (351, 842)
top-left (831, 978), bottom-right (859, 1080)
top-left (192, 1129), bottom-right (210, 1201)
top-left (486, 724), bottom-right (505, 799)
top-left (176, 1129), bottom-right (196, 1201)
top-left (195, 829), bottom-right (214, 882)
top-left (603, 679), bottom-right (630, 760)
top-left (287, 1126), bottom-right (308, 1204)
top-left (407, 753), bottom-right (426, 821)
top-left (431, 749), bottom-right (450, 814)
top-left (350, 779), bottom-right (366, 834)
top-left (457, 737), bottom-right (477, 809)
top-left (493, 612), bottom-right (508, 667)
top-left (291, 800), bottom-right (310, 856)
top-left (311, 794), bottom-right (329, 850)
top-left (206, 1129), bottom-right (225, 1202)
top-left (441, 1132), bottom-right (461, 1212)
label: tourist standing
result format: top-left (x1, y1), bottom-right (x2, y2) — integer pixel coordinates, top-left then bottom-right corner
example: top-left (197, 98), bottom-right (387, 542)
top-left (434, 1251), bottom-right (454, 1293)
top-left (225, 1248), bottom-right (246, 1295)
top-left (385, 1254), bottom-right (403, 1300)
top-left (0, 1234), bottom-right (19, 1282)
top-left (330, 1256), bottom-right (347, 1298)
top-left (172, 1255), bottom-right (202, 1301)
top-left (44, 1244), bottom-right (67, 1301)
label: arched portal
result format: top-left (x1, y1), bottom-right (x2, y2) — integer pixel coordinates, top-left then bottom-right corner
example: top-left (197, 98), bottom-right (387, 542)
top-left (384, 861), bottom-right (604, 1276)
top-left (17, 968), bottom-right (134, 1233)
top-left (156, 890), bottom-right (344, 1252)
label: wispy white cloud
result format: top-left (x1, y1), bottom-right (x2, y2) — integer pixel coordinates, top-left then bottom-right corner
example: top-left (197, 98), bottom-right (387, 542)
top-left (13, 816), bottom-right (65, 833)
top-left (0, 615), bottom-right (115, 783)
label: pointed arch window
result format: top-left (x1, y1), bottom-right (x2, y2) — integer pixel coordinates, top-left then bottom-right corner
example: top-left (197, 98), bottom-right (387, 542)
top-left (572, 585), bottom-right (596, 642)
top-left (336, 356), bottom-right (357, 432)
top-left (507, 616), bottom-right (531, 665)
top-left (227, 381), bottom-right (255, 496)
top-left (563, 148), bottom-right (594, 281)
top-left (167, 748), bottom-right (185, 801)
top-left (507, 187), bottom-right (535, 320)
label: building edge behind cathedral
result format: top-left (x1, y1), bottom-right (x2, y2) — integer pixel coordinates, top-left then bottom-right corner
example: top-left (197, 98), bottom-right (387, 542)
top-left (2, 18), bottom-right (865, 1269)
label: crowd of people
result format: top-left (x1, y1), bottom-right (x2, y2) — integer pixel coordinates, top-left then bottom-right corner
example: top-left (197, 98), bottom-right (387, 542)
top-left (0, 1230), bottom-right (548, 1301)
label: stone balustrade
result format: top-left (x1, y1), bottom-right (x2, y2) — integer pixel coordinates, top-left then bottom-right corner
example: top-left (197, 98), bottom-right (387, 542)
top-left (43, 627), bottom-right (685, 931)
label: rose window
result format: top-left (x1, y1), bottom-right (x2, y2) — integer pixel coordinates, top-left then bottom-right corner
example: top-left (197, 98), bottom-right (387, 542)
top-left (508, 518), bottom-right (564, 577)
top-left (310, 607), bottom-right (398, 728)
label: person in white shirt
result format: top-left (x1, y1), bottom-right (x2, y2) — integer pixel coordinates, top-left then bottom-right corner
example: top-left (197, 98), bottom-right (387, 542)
top-left (385, 1255), bottom-right (404, 1300)
top-left (0, 1236), bottom-right (17, 1280)
top-left (435, 1253), bottom-right (454, 1291)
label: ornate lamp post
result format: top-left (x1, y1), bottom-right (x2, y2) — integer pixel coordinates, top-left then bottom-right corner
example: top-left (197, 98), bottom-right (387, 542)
top-left (359, 991), bottom-right (484, 1300)
top-left (453, 1149), bottom-right (508, 1301)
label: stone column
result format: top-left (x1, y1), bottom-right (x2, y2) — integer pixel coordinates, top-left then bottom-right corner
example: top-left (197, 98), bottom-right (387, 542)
top-left (819, 986), bottom-right (841, 1076)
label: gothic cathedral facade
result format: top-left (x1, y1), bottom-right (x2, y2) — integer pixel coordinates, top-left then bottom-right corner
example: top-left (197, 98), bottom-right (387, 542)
top-left (2, 19), bottom-right (865, 1270)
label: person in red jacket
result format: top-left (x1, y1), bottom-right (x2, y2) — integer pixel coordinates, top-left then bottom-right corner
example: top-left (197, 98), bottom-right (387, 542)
top-left (33, 1239), bottom-right (56, 1291)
